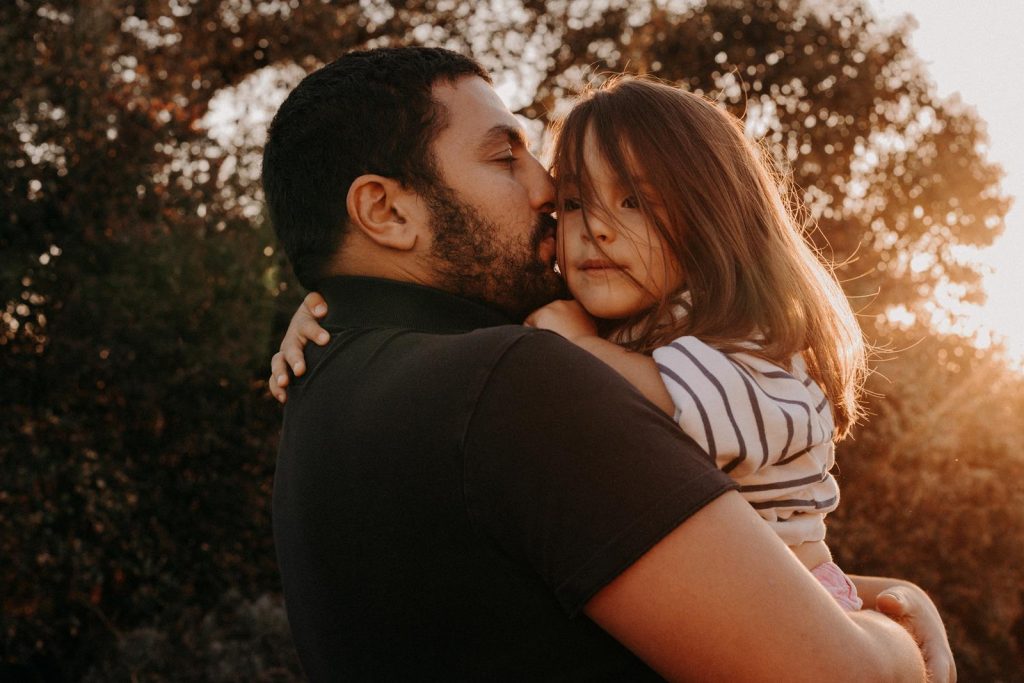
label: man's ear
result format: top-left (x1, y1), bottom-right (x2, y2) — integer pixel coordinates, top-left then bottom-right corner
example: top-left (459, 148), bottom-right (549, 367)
top-left (345, 175), bottom-right (427, 251)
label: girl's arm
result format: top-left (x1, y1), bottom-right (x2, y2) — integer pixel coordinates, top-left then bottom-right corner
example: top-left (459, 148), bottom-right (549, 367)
top-left (268, 291), bottom-right (330, 403)
top-left (274, 296), bottom-right (677, 412)
top-left (524, 300), bottom-right (676, 416)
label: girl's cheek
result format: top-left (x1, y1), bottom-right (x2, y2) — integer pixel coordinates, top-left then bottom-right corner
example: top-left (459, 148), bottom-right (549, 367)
top-left (555, 222), bottom-right (569, 266)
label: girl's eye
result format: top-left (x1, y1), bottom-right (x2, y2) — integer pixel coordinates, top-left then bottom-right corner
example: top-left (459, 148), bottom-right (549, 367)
top-left (561, 197), bottom-right (582, 212)
top-left (621, 195), bottom-right (639, 209)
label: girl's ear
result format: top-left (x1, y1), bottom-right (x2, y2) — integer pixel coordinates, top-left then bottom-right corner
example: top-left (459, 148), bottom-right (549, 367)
top-left (346, 175), bottom-right (428, 251)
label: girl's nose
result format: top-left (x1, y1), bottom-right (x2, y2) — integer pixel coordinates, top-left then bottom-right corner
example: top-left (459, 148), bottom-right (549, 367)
top-left (583, 212), bottom-right (615, 243)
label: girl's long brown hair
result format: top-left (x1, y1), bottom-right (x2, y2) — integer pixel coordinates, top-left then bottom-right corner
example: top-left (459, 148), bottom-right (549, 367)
top-left (550, 76), bottom-right (867, 438)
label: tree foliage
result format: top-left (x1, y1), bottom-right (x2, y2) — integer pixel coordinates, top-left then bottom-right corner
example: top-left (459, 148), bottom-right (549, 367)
top-left (2, 0), bottom-right (1019, 679)
top-left (831, 329), bottom-right (1024, 681)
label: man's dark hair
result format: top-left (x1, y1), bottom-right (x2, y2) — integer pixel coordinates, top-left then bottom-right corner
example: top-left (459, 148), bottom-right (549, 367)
top-left (261, 47), bottom-right (490, 289)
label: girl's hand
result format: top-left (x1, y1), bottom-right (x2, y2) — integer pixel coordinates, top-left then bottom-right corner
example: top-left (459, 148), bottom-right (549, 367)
top-left (875, 585), bottom-right (956, 683)
top-left (268, 291), bottom-right (330, 404)
top-left (524, 299), bottom-right (598, 342)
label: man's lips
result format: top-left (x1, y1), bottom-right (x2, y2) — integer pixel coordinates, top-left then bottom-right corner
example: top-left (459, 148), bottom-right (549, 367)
top-left (537, 230), bottom-right (557, 266)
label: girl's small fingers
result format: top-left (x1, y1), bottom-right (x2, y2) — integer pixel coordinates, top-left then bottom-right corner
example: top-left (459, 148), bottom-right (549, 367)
top-left (268, 358), bottom-right (287, 404)
top-left (281, 319), bottom-right (307, 354)
top-left (271, 352), bottom-right (291, 385)
top-left (283, 345), bottom-right (307, 376)
top-left (269, 377), bottom-right (287, 404)
top-left (304, 291), bottom-right (328, 317)
top-left (298, 317), bottom-right (330, 346)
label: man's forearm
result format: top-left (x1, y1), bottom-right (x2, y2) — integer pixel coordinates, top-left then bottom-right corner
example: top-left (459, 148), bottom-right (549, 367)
top-left (846, 608), bottom-right (927, 678)
top-left (586, 492), bottom-right (927, 682)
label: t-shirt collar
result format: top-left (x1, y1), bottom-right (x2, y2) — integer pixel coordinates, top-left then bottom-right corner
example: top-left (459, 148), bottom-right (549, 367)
top-left (316, 276), bottom-right (514, 333)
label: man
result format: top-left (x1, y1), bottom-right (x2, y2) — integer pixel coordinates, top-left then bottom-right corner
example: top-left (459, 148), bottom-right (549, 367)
top-left (263, 46), bottom-right (951, 681)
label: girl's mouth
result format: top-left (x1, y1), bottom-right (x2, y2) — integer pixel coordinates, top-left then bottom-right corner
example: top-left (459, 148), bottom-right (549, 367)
top-left (578, 259), bottom-right (622, 272)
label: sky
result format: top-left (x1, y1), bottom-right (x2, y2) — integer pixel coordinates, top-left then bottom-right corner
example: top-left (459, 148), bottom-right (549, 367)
top-left (868, 0), bottom-right (1024, 362)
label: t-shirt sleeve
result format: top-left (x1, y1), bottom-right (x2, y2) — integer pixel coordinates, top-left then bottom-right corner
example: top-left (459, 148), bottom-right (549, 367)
top-left (461, 330), bottom-right (737, 616)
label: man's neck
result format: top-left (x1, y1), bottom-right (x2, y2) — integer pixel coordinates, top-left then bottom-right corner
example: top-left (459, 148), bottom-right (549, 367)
top-left (315, 276), bottom-right (513, 332)
top-left (331, 231), bottom-right (440, 289)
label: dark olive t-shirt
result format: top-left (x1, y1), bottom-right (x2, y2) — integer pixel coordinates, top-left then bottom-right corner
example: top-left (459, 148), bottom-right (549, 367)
top-left (273, 277), bottom-right (736, 681)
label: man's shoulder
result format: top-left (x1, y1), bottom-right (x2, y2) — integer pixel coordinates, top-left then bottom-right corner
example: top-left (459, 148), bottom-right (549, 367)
top-left (462, 326), bottom-right (624, 382)
top-left (469, 327), bottom-right (663, 415)
top-left (301, 323), bottom-right (603, 398)
top-left (426, 325), bottom-right (619, 392)
top-left (387, 324), bottom-right (596, 371)
top-left (459, 324), bottom-right (578, 357)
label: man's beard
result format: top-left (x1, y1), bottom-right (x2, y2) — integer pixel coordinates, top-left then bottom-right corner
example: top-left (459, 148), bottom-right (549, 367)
top-left (425, 183), bottom-right (567, 321)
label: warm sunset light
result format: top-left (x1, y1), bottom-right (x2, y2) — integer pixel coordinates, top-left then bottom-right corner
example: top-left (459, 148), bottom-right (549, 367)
top-left (4, 2), bottom-right (1022, 681)
top-left (871, 0), bottom-right (1024, 364)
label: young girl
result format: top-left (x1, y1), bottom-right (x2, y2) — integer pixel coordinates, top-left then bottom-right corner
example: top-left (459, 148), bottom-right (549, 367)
top-left (522, 75), bottom-right (866, 609)
top-left (274, 76), bottom-right (868, 609)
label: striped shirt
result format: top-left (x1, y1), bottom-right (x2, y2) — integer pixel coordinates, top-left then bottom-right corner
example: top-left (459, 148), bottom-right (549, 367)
top-left (652, 332), bottom-right (838, 548)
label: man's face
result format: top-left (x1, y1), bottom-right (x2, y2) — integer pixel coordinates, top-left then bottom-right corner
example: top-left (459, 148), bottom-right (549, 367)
top-left (422, 77), bottom-right (566, 320)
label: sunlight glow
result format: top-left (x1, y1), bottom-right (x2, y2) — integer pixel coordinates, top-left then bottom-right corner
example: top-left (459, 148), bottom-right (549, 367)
top-left (870, 0), bottom-right (1024, 365)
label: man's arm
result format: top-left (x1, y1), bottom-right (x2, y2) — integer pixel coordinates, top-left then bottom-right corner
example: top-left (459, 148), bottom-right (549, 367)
top-left (468, 332), bottom-right (932, 682)
top-left (850, 575), bottom-right (956, 682)
top-left (586, 491), bottom-right (927, 682)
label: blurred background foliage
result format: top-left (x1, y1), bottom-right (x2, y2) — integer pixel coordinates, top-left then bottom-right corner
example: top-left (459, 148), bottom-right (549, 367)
top-left (2, 0), bottom-right (1021, 679)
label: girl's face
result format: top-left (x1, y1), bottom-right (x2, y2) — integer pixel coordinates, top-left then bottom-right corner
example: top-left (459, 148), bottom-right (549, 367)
top-left (556, 132), bottom-right (684, 321)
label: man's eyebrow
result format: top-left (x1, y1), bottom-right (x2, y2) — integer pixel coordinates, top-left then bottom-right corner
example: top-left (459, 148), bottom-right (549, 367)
top-left (476, 124), bottom-right (528, 154)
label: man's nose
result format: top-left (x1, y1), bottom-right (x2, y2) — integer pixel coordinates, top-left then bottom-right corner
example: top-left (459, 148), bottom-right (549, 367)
top-left (526, 156), bottom-right (556, 214)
